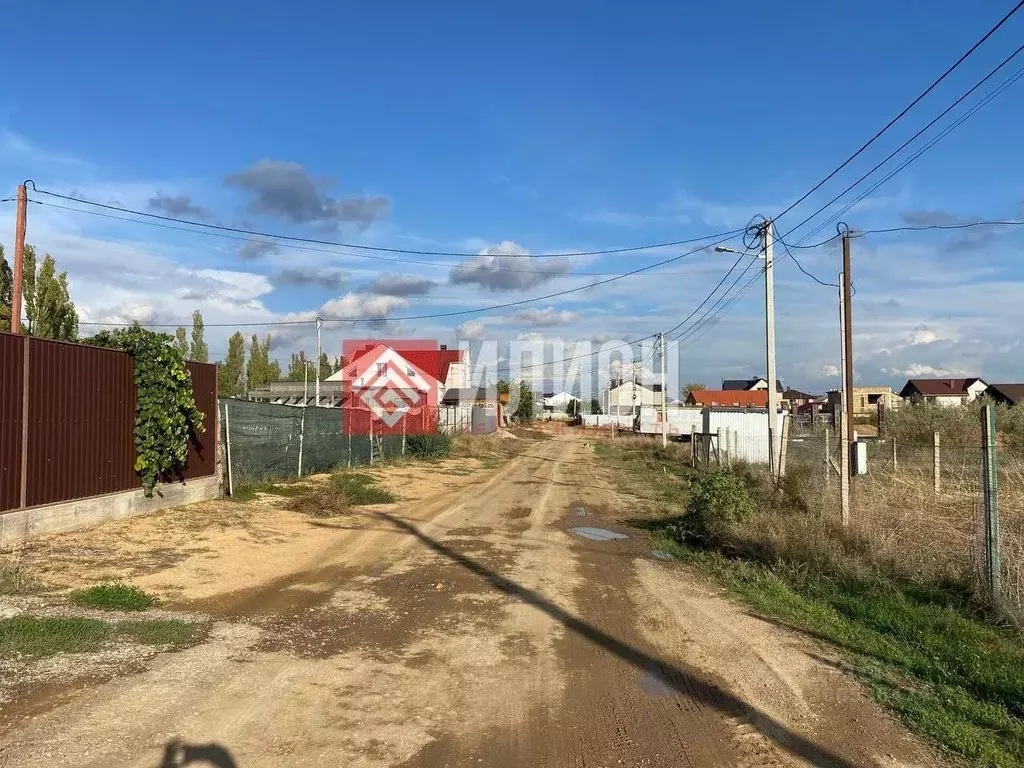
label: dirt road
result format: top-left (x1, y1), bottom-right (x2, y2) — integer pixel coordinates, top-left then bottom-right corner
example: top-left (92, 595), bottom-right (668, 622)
top-left (0, 431), bottom-right (938, 767)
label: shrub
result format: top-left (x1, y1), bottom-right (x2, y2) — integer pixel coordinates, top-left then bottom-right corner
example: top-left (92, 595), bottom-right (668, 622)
top-left (406, 433), bottom-right (452, 459)
top-left (682, 470), bottom-right (757, 544)
top-left (69, 583), bottom-right (156, 611)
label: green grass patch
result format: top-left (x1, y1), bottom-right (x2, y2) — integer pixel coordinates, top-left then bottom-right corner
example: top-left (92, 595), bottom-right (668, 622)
top-left (231, 478), bottom-right (310, 502)
top-left (117, 618), bottom-right (201, 647)
top-left (329, 472), bottom-right (396, 504)
top-left (69, 583), bottom-right (157, 612)
top-left (406, 433), bottom-right (452, 459)
top-left (0, 616), bottom-right (111, 657)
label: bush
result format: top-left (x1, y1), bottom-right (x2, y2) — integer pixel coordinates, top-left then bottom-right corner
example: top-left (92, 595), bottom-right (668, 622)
top-left (681, 470), bottom-right (757, 544)
top-left (406, 433), bottom-right (452, 459)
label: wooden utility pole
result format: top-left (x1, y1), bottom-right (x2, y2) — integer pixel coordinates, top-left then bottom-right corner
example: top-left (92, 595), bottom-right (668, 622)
top-left (841, 230), bottom-right (855, 463)
top-left (10, 183), bottom-right (28, 334)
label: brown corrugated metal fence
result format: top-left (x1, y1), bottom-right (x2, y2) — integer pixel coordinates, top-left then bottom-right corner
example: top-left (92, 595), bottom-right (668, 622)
top-left (0, 333), bottom-right (217, 512)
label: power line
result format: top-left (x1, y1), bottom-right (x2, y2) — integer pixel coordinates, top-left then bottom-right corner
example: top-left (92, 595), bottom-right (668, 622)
top-left (75, 232), bottom-right (744, 328)
top-left (29, 186), bottom-right (744, 261)
top-left (25, 199), bottom-right (740, 279)
top-left (781, 41), bottom-right (1024, 245)
top-left (772, 0), bottom-right (1024, 226)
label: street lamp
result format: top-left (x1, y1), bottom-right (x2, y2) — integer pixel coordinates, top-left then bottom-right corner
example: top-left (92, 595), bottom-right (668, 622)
top-left (714, 221), bottom-right (778, 477)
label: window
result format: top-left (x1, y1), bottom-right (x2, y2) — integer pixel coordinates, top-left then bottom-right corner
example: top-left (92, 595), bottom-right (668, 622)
top-left (406, 366), bottom-right (416, 378)
top-left (376, 362), bottom-right (388, 376)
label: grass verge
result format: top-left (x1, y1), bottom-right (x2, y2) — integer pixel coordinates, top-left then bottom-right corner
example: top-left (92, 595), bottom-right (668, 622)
top-left (230, 478), bottom-right (311, 502)
top-left (69, 583), bottom-right (157, 611)
top-left (117, 618), bottom-right (201, 647)
top-left (595, 438), bottom-right (1024, 767)
top-left (286, 471), bottom-right (396, 518)
top-left (0, 616), bottom-right (110, 657)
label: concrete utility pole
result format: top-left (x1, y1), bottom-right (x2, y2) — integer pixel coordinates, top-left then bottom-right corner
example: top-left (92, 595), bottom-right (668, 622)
top-left (764, 220), bottom-right (779, 478)
top-left (660, 331), bottom-right (668, 447)
top-left (314, 316), bottom-right (323, 408)
top-left (841, 230), bottom-right (855, 466)
top-left (838, 274), bottom-right (851, 523)
top-left (10, 183), bottom-right (28, 334)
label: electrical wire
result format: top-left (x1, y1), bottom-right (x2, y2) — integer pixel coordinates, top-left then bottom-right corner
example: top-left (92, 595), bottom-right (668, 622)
top-left (28, 187), bottom-right (744, 261)
top-left (75, 231), bottom-right (744, 328)
top-left (780, 41), bottom-right (1024, 245)
top-left (772, 0), bottom-right (1024, 226)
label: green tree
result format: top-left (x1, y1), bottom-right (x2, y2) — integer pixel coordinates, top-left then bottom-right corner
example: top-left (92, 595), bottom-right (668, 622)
top-left (190, 310), bottom-right (209, 363)
top-left (318, 351), bottom-right (334, 380)
top-left (287, 351), bottom-right (310, 381)
top-left (514, 381), bottom-right (534, 422)
top-left (0, 244), bottom-right (11, 332)
top-left (22, 245), bottom-right (36, 333)
top-left (683, 382), bottom-right (707, 400)
top-left (566, 399), bottom-right (581, 418)
top-left (32, 254), bottom-right (78, 341)
top-left (589, 398), bottom-right (602, 415)
top-left (218, 332), bottom-right (246, 397)
top-left (174, 327), bottom-right (189, 358)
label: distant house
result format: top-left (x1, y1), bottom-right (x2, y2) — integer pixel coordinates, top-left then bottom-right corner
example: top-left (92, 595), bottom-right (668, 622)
top-left (781, 388), bottom-right (817, 409)
top-left (899, 378), bottom-right (988, 407)
top-left (686, 389), bottom-right (768, 408)
top-left (542, 391), bottom-right (579, 411)
top-left (827, 386), bottom-right (901, 416)
top-left (607, 380), bottom-right (662, 415)
top-left (722, 377), bottom-right (783, 393)
top-left (987, 383), bottom-right (1024, 407)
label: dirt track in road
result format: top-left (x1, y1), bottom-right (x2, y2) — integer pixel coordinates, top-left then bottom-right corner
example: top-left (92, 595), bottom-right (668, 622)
top-left (0, 431), bottom-right (939, 767)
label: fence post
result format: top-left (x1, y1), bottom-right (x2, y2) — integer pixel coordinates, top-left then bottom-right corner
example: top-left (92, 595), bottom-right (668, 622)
top-left (824, 426), bottom-right (831, 488)
top-left (224, 401), bottom-right (233, 498)
top-left (369, 415), bottom-right (374, 465)
top-left (297, 406), bottom-right (306, 478)
top-left (714, 430), bottom-right (721, 468)
top-left (402, 412), bottom-right (406, 456)
top-left (347, 432), bottom-right (352, 469)
top-left (891, 437), bottom-right (897, 472)
top-left (840, 409), bottom-right (850, 526)
top-left (933, 431), bottom-right (941, 495)
top-left (690, 425), bottom-right (696, 468)
top-left (981, 404), bottom-right (1000, 605)
top-left (778, 413), bottom-right (791, 481)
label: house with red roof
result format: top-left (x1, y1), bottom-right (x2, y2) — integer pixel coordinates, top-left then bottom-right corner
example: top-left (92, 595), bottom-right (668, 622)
top-left (685, 389), bottom-right (769, 408)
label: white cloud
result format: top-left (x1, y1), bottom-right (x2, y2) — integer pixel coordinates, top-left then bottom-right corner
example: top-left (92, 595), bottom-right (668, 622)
top-left (513, 307), bottom-right (580, 326)
top-left (449, 241), bottom-right (572, 292)
top-left (319, 292), bottom-right (408, 320)
top-left (821, 365), bottom-right (840, 377)
top-left (456, 320), bottom-right (487, 340)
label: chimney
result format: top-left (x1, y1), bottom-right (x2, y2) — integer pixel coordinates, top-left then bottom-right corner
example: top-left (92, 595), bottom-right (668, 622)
top-left (440, 344), bottom-right (447, 350)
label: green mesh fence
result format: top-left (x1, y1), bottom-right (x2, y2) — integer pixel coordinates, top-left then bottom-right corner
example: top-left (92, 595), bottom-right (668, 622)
top-left (221, 400), bottom-right (418, 485)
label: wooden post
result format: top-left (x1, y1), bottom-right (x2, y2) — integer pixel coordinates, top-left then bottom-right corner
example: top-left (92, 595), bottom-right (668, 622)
top-left (369, 414), bottom-right (374, 465)
top-left (690, 425), bottom-right (696, 468)
top-left (933, 431), bottom-right (941, 495)
top-left (347, 431), bottom-right (352, 469)
top-left (714, 430), bottom-right (721, 468)
top-left (401, 411), bottom-right (407, 456)
top-left (981, 404), bottom-right (1000, 605)
top-left (10, 183), bottom-right (27, 335)
top-left (840, 407), bottom-right (850, 526)
top-left (891, 437), bottom-right (897, 472)
top-left (297, 406), bottom-right (306, 477)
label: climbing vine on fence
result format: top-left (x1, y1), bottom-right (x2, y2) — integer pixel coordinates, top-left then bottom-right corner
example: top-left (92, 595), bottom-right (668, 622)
top-left (87, 323), bottom-right (204, 495)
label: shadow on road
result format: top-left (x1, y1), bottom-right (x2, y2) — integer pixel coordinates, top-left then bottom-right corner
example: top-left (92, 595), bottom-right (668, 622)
top-left (158, 740), bottom-right (237, 767)
top-left (373, 510), bottom-right (863, 768)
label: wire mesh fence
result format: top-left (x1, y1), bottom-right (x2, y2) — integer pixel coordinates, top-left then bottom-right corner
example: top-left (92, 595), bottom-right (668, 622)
top-left (781, 422), bottom-right (1024, 623)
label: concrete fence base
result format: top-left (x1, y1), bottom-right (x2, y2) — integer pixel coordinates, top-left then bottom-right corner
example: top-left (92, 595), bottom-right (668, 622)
top-left (0, 476), bottom-right (220, 548)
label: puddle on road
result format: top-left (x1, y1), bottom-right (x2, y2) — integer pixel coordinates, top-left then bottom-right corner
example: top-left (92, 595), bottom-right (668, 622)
top-left (639, 666), bottom-right (677, 698)
top-left (571, 527), bottom-right (628, 542)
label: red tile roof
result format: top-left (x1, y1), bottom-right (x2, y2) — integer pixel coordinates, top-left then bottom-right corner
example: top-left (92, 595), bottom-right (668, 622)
top-left (349, 344), bottom-right (463, 384)
top-left (687, 389), bottom-right (768, 408)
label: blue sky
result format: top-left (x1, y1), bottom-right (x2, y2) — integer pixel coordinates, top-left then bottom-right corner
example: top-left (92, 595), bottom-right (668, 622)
top-left (2, 1), bottom-right (1023, 394)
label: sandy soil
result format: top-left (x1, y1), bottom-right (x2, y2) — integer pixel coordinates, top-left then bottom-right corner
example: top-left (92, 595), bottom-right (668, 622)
top-left (0, 430), bottom-right (941, 767)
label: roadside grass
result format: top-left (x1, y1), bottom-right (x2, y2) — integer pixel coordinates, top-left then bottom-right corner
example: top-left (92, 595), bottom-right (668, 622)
top-left (117, 618), bottom-right (201, 647)
top-left (0, 615), bottom-right (203, 658)
top-left (0, 616), bottom-right (110, 657)
top-left (508, 426), bottom-right (552, 441)
top-left (595, 437), bottom-right (1024, 767)
top-left (69, 583), bottom-right (157, 611)
top-left (286, 471), bottom-right (396, 518)
top-left (230, 478), bottom-right (311, 502)
top-left (0, 561), bottom-right (44, 595)
top-left (452, 433), bottom-right (523, 463)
